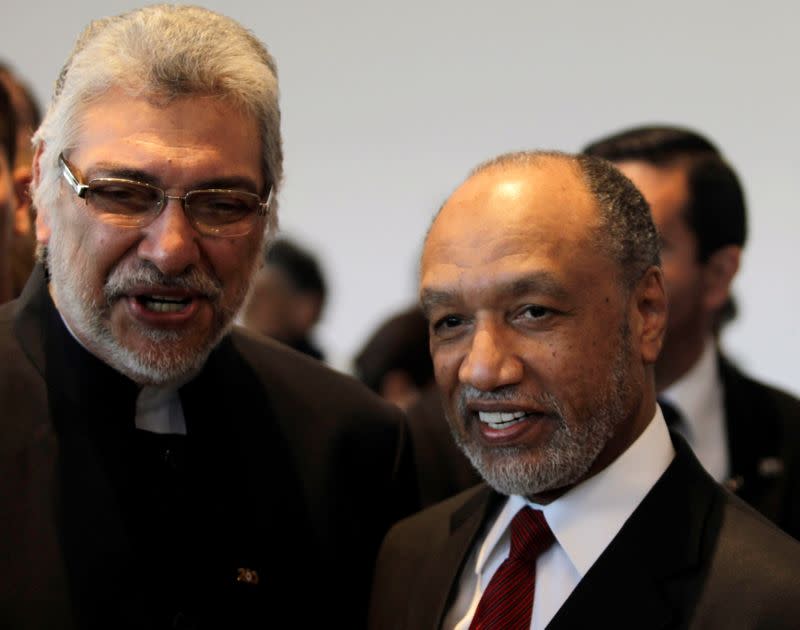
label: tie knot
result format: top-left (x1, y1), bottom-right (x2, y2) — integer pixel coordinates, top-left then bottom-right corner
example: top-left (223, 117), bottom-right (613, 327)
top-left (509, 507), bottom-right (554, 562)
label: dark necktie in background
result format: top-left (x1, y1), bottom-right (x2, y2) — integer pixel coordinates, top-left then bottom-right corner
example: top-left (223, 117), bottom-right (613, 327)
top-left (470, 506), bottom-right (555, 630)
top-left (658, 398), bottom-right (683, 430)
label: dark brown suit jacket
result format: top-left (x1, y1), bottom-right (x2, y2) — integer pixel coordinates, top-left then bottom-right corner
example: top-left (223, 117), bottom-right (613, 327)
top-left (370, 436), bottom-right (800, 629)
top-left (0, 266), bottom-right (417, 629)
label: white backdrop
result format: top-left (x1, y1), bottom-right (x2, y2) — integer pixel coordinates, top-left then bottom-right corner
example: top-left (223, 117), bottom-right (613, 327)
top-left (2, 0), bottom-right (797, 395)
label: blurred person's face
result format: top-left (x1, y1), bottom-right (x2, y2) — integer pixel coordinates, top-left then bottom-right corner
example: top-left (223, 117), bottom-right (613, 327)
top-left (0, 150), bottom-right (14, 282)
top-left (240, 265), bottom-right (296, 341)
top-left (0, 150), bottom-right (12, 221)
top-left (420, 159), bottom-right (665, 502)
top-left (1, 135), bottom-right (34, 300)
top-left (0, 72), bottom-right (37, 169)
top-left (35, 89), bottom-right (267, 384)
top-left (616, 160), bottom-right (724, 389)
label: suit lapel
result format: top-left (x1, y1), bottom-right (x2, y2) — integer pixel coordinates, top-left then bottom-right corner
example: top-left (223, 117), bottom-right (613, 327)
top-left (405, 486), bottom-right (499, 629)
top-left (720, 356), bottom-right (787, 512)
top-left (548, 437), bottom-right (721, 630)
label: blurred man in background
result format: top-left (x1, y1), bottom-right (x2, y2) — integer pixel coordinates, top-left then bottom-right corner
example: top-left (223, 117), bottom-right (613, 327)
top-left (0, 81), bottom-right (18, 302)
top-left (0, 63), bottom-right (39, 300)
top-left (585, 126), bottom-right (800, 538)
top-left (355, 305), bottom-right (434, 410)
top-left (239, 237), bottom-right (327, 360)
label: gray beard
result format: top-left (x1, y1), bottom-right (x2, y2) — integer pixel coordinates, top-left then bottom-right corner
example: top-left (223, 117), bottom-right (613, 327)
top-left (45, 237), bottom-right (250, 386)
top-left (447, 327), bottom-right (636, 498)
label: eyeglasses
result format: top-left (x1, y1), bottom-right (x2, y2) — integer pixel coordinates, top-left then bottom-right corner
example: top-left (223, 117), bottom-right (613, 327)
top-left (59, 154), bottom-right (272, 238)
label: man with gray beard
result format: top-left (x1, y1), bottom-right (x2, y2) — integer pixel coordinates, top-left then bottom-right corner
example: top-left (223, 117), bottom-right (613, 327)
top-left (369, 151), bottom-right (800, 629)
top-left (0, 6), bottom-right (414, 629)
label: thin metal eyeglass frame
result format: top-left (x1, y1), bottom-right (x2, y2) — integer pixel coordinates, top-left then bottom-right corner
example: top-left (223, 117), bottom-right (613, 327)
top-left (58, 154), bottom-right (272, 236)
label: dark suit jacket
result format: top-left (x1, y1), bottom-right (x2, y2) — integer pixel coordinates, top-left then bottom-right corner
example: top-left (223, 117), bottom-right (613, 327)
top-left (0, 267), bottom-right (417, 629)
top-left (721, 356), bottom-right (800, 539)
top-left (405, 385), bottom-right (480, 509)
top-left (369, 436), bottom-right (800, 629)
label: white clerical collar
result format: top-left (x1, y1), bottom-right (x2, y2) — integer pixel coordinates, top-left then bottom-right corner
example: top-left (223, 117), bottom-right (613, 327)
top-left (135, 385), bottom-right (188, 434)
top-left (476, 408), bottom-right (675, 578)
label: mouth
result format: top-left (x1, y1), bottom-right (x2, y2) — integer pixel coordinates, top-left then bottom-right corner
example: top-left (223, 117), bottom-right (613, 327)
top-left (477, 410), bottom-right (535, 430)
top-left (465, 402), bottom-right (556, 447)
top-left (136, 294), bottom-right (194, 314)
top-left (121, 288), bottom-right (207, 326)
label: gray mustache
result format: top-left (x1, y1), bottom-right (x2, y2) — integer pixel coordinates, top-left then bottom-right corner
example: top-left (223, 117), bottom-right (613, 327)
top-left (456, 384), bottom-right (563, 417)
top-left (104, 263), bottom-right (222, 302)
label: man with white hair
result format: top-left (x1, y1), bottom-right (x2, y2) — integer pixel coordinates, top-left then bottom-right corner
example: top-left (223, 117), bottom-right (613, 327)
top-left (0, 6), bottom-right (414, 628)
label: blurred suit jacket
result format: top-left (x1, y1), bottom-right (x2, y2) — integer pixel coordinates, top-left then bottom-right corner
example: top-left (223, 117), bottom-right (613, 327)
top-left (720, 356), bottom-right (800, 539)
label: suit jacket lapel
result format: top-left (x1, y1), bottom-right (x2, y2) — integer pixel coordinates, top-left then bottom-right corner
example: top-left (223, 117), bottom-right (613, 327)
top-left (405, 486), bottom-right (499, 629)
top-left (548, 437), bottom-right (721, 630)
top-left (720, 355), bottom-right (787, 512)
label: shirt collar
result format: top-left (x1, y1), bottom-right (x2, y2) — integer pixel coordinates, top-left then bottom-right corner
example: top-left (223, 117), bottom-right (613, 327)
top-left (475, 407), bottom-right (675, 578)
top-left (135, 384), bottom-right (188, 434)
top-left (660, 337), bottom-right (722, 440)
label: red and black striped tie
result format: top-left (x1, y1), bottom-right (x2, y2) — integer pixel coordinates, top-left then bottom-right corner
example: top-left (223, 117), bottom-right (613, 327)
top-left (469, 506), bottom-right (555, 630)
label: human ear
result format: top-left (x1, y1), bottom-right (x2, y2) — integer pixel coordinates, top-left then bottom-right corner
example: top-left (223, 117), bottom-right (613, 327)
top-left (12, 165), bottom-right (33, 237)
top-left (631, 266), bottom-right (668, 365)
top-left (31, 143), bottom-right (51, 245)
top-left (701, 245), bottom-right (741, 313)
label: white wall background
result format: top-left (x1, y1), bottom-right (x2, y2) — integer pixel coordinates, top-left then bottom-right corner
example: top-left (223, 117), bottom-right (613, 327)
top-left (2, 0), bottom-right (798, 395)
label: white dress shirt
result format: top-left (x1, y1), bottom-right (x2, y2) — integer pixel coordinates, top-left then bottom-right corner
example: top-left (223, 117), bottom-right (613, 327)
top-left (660, 337), bottom-right (728, 482)
top-left (443, 409), bottom-right (675, 630)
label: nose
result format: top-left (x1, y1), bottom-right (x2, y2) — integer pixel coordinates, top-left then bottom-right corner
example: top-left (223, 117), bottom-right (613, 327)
top-left (458, 322), bottom-right (524, 391)
top-left (137, 198), bottom-right (201, 276)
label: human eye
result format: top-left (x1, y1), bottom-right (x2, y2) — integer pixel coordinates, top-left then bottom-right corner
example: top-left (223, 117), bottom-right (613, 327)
top-left (88, 181), bottom-right (156, 216)
top-left (522, 305), bottom-right (549, 318)
top-left (191, 192), bottom-right (254, 224)
top-left (431, 313), bottom-right (469, 339)
top-left (513, 304), bottom-right (555, 325)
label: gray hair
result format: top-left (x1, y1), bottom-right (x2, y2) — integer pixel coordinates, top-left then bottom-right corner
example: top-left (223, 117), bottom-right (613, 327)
top-left (468, 150), bottom-right (660, 290)
top-left (575, 153), bottom-right (660, 289)
top-left (31, 4), bottom-right (281, 235)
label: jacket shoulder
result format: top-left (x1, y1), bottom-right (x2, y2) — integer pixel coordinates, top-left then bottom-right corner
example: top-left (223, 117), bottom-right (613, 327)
top-left (693, 492), bottom-right (800, 627)
top-left (229, 326), bottom-right (403, 426)
top-left (721, 356), bottom-right (800, 428)
top-left (0, 298), bottom-right (49, 452)
top-left (376, 484), bottom-right (489, 577)
top-left (370, 485), bottom-right (490, 629)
